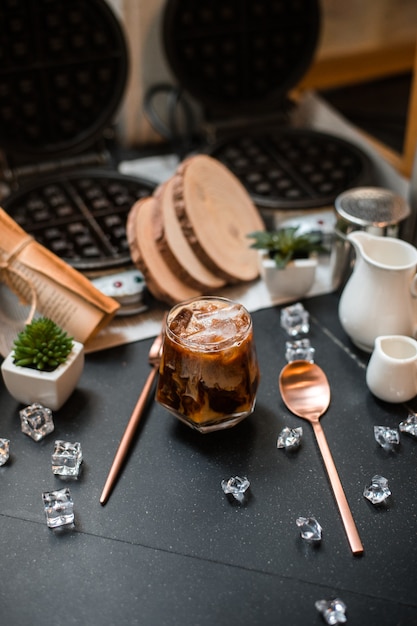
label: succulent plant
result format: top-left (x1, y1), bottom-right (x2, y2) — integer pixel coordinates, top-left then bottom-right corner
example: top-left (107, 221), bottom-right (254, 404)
top-left (13, 317), bottom-right (74, 372)
top-left (248, 226), bottom-right (325, 269)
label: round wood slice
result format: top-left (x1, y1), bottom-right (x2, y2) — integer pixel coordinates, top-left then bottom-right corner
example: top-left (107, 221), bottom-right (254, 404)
top-left (126, 196), bottom-right (201, 305)
top-left (173, 155), bottom-right (265, 283)
top-left (150, 180), bottom-right (202, 291)
top-left (160, 176), bottom-right (227, 291)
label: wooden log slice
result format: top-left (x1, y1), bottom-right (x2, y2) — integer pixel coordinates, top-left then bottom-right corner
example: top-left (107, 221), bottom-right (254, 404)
top-left (126, 196), bottom-right (201, 305)
top-left (173, 155), bottom-right (265, 283)
top-left (159, 176), bottom-right (227, 291)
top-left (150, 180), bottom-right (201, 291)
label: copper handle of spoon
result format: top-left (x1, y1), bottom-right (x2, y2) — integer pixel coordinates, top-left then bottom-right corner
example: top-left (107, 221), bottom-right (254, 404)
top-left (312, 420), bottom-right (364, 555)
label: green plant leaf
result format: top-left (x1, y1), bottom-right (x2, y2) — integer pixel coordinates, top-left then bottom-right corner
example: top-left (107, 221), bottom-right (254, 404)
top-left (13, 317), bottom-right (73, 372)
top-left (248, 226), bottom-right (326, 268)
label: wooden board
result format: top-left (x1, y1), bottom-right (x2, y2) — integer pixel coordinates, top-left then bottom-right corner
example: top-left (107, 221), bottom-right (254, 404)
top-left (127, 155), bottom-right (266, 305)
top-left (159, 176), bottom-right (227, 291)
top-left (173, 155), bottom-right (264, 283)
top-left (126, 196), bottom-right (201, 305)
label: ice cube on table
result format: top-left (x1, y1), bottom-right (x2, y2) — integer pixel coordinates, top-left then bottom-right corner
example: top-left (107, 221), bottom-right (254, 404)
top-left (315, 598), bottom-right (347, 624)
top-left (52, 440), bottom-right (82, 477)
top-left (277, 426), bottom-right (303, 450)
top-left (374, 426), bottom-right (399, 449)
top-left (42, 487), bottom-right (74, 528)
top-left (20, 403), bottom-right (54, 442)
top-left (221, 476), bottom-right (250, 503)
top-left (280, 302), bottom-right (310, 337)
top-left (0, 438), bottom-right (10, 466)
top-left (296, 516), bottom-right (322, 541)
top-left (363, 475), bottom-right (391, 504)
top-left (399, 413), bottom-right (417, 437)
top-left (285, 338), bottom-right (315, 362)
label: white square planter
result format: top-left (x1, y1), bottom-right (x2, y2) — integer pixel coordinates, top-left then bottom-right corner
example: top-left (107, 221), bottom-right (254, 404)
top-left (1, 341), bottom-right (84, 411)
top-left (259, 254), bottom-right (317, 299)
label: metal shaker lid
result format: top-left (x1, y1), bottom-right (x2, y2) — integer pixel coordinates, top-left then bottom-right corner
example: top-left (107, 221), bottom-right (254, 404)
top-left (335, 187), bottom-right (410, 228)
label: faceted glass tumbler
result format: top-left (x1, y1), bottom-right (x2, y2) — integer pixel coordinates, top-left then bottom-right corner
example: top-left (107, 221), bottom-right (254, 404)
top-left (156, 296), bottom-right (260, 433)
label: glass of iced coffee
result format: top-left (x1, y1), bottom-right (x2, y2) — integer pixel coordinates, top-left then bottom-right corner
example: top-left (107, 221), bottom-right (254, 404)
top-left (156, 296), bottom-right (260, 433)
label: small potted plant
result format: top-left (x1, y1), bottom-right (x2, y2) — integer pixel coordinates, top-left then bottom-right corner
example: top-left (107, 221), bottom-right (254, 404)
top-left (248, 227), bottom-right (325, 299)
top-left (1, 317), bottom-right (84, 410)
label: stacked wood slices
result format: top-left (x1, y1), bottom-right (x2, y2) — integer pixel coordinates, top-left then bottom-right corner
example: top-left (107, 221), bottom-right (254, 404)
top-left (126, 155), bottom-right (265, 305)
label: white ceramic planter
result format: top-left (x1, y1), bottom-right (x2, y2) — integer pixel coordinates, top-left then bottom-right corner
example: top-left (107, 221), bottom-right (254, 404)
top-left (1, 341), bottom-right (84, 411)
top-left (259, 253), bottom-right (317, 299)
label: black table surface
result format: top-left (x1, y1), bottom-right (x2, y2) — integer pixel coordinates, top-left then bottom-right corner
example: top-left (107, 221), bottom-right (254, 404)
top-left (1, 292), bottom-right (416, 626)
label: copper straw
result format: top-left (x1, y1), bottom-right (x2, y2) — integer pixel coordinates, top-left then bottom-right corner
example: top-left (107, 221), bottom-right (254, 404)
top-left (100, 318), bottom-right (165, 505)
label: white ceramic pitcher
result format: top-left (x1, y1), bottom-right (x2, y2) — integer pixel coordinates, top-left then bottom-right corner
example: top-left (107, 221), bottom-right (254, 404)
top-left (366, 335), bottom-right (417, 402)
top-left (338, 231), bottom-right (417, 352)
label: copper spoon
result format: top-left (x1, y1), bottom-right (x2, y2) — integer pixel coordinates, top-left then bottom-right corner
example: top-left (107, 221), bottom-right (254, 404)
top-left (100, 320), bottom-right (165, 505)
top-left (279, 360), bottom-right (364, 555)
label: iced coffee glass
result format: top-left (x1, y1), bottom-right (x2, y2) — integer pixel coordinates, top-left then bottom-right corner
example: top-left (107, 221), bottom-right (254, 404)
top-left (156, 296), bottom-right (260, 433)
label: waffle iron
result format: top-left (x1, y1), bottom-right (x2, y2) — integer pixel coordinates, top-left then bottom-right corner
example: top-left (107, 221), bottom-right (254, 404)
top-left (162, 0), bottom-right (374, 223)
top-left (0, 0), bottom-right (155, 276)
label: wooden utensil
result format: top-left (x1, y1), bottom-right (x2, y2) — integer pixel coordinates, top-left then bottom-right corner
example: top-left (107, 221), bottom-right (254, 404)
top-left (279, 360), bottom-right (364, 555)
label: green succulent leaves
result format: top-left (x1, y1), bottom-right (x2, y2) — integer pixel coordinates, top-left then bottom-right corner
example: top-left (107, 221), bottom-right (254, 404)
top-left (248, 226), bottom-right (325, 269)
top-left (13, 317), bottom-right (73, 372)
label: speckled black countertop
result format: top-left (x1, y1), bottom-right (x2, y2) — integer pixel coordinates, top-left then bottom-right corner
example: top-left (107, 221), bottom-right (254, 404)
top-left (1, 292), bottom-right (416, 626)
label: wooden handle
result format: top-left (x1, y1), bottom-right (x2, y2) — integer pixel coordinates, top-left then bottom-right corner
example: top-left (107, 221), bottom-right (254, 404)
top-left (313, 421), bottom-right (364, 555)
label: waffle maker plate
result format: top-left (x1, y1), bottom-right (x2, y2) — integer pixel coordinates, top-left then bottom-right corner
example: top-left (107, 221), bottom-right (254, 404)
top-left (162, 0), bottom-right (373, 217)
top-left (1, 0), bottom-right (155, 274)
